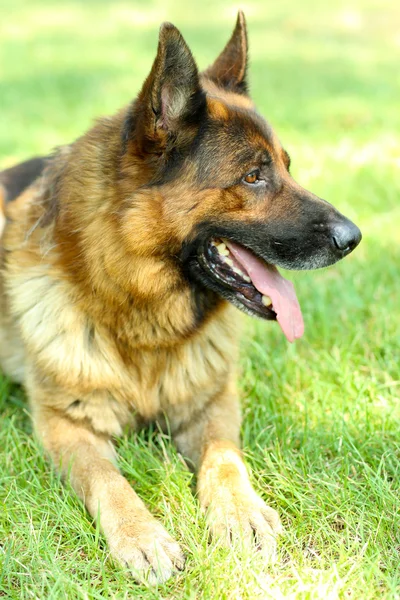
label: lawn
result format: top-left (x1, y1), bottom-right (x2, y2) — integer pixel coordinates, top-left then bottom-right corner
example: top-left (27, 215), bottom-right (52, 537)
top-left (0, 0), bottom-right (399, 598)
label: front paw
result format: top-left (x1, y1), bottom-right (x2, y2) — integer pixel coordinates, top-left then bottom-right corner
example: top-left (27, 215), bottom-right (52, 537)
top-left (109, 514), bottom-right (185, 584)
top-left (199, 480), bottom-right (282, 560)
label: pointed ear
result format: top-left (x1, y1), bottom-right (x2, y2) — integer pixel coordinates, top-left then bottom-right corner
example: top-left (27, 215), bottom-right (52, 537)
top-left (128, 23), bottom-right (205, 151)
top-left (203, 11), bottom-right (248, 95)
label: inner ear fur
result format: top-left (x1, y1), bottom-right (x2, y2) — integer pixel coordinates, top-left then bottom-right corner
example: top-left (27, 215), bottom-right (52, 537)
top-left (126, 23), bottom-right (206, 153)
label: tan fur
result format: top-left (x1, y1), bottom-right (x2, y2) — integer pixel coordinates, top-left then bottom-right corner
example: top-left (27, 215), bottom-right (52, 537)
top-left (0, 15), bottom-right (283, 583)
top-left (1, 150), bottom-right (280, 578)
top-left (202, 78), bottom-right (255, 110)
top-left (0, 185), bottom-right (5, 238)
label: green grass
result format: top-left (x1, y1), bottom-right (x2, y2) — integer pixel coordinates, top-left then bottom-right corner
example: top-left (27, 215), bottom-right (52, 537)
top-left (0, 0), bottom-right (399, 598)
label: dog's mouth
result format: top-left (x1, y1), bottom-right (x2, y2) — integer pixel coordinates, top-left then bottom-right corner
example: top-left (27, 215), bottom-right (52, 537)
top-left (201, 237), bottom-right (304, 342)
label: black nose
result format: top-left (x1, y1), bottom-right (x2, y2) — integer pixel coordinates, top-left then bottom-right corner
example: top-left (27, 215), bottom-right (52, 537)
top-left (331, 219), bottom-right (362, 256)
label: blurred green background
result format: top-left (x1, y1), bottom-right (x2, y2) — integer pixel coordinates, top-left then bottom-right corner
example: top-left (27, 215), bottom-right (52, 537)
top-left (0, 0), bottom-right (399, 598)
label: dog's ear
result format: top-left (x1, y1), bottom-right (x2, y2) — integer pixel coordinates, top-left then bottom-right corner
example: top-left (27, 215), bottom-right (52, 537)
top-left (127, 23), bottom-right (205, 152)
top-left (203, 11), bottom-right (248, 95)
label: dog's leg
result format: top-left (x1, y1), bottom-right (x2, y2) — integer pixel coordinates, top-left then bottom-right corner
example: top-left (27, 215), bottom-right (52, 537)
top-left (34, 406), bottom-right (185, 583)
top-left (173, 380), bottom-right (282, 559)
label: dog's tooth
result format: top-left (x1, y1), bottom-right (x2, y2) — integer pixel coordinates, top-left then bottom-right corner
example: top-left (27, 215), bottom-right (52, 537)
top-left (217, 243), bottom-right (229, 256)
top-left (262, 295), bottom-right (272, 307)
top-left (234, 267), bottom-right (251, 282)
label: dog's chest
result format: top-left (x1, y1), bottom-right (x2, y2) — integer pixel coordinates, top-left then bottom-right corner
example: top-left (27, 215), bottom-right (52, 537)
top-left (64, 324), bottom-right (235, 435)
top-left (10, 268), bottom-right (237, 435)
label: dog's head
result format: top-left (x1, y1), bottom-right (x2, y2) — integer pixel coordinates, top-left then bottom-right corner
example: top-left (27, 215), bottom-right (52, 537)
top-left (119, 13), bottom-right (361, 341)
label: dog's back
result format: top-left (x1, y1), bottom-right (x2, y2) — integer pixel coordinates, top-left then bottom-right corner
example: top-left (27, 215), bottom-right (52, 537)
top-left (0, 157), bottom-right (47, 204)
top-left (0, 157), bottom-right (47, 236)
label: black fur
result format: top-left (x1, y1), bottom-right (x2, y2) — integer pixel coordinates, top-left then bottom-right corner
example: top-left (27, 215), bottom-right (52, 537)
top-left (0, 157), bottom-right (47, 203)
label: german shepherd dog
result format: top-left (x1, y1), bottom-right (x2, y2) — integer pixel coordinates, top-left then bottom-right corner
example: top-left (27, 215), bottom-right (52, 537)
top-left (0, 13), bottom-right (361, 583)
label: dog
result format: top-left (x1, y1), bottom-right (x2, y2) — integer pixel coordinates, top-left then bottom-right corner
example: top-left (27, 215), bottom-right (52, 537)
top-left (0, 12), bottom-right (361, 583)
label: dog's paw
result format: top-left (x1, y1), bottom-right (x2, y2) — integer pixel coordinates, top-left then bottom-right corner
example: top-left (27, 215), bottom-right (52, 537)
top-left (109, 516), bottom-right (185, 584)
top-left (201, 484), bottom-right (282, 561)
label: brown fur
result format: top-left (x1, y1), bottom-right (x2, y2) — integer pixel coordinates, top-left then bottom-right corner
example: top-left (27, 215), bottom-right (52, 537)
top-left (0, 12), bottom-right (361, 583)
top-left (0, 185), bottom-right (5, 238)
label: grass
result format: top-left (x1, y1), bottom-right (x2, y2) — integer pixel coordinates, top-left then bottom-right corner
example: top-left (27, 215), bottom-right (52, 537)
top-left (0, 0), bottom-right (399, 598)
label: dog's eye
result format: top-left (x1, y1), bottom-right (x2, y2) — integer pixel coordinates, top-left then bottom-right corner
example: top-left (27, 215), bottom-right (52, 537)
top-left (243, 169), bottom-right (260, 185)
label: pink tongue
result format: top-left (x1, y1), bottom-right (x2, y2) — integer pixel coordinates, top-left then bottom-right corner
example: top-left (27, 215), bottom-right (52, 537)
top-left (226, 241), bottom-right (304, 343)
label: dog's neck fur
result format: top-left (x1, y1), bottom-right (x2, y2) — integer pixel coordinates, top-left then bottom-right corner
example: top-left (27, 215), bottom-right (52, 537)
top-left (31, 111), bottom-right (226, 353)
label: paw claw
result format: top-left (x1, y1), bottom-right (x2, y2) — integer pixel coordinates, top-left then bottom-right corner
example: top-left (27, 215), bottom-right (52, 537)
top-left (110, 520), bottom-right (184, 584)
top-left (202, 486), bottom-right (282, 561)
